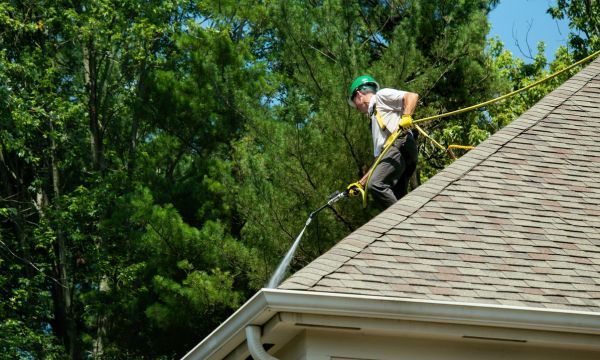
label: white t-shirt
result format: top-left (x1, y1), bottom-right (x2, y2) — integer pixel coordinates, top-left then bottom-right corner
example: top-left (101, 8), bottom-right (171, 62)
top-left (368, 88), bottom-right (407, 156)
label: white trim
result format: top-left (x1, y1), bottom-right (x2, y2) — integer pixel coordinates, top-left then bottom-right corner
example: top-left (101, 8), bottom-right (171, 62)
top-left (182, 289), bottom-right (600, 360)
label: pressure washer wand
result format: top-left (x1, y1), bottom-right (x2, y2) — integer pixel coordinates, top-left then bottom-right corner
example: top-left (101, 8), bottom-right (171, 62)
top-left (266, 190), bottom-right (348, 288)
top-left (310, 190), bottom-right (347, 218)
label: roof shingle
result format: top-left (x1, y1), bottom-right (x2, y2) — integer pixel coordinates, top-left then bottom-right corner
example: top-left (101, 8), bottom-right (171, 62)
top-left (280, 57), bottom-right (600, 312)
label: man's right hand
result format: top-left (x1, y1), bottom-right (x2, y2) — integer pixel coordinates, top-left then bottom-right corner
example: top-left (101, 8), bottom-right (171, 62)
top-left (346, 182), bottom-right (364, 198)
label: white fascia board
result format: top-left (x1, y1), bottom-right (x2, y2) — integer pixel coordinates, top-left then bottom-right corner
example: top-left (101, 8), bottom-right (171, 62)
top-left (182, 289), bottom-right (600, 360)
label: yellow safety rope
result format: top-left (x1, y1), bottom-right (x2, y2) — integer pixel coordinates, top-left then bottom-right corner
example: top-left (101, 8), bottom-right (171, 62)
top-left (413, 125), bottom-right (475, 160)
top-left (447, 145), bottom-right (476, 151)
top-left (361, 49), bottom-right (600, 208)
top-left (446, 144), bottom-right (475, 160)
top-left (413, 124), bottom-right (446, 154)
top-left (414, 49), bottom-right (600, 125)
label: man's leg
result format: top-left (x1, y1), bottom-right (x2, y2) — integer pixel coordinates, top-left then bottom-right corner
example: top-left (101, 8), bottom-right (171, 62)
top-left (393, 132), bottom-right (419, 199)
top-left (368, 144), bottom-right (406, 210)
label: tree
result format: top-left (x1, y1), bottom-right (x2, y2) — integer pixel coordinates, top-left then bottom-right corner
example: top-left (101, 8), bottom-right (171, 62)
top-left (485, 0), bottom-right (600, 138)
top-left (0, 0), bottom-right (264, 357)
top-left (548, 0), bottom-right (600, 58)
top-left (485, 39), bottom-right (577, 134)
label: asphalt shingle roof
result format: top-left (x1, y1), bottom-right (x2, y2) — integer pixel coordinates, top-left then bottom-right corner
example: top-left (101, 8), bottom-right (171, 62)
top-left (280, 57), bottom-right (600, 312)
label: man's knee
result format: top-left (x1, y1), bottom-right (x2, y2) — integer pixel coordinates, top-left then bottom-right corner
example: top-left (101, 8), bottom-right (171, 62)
top-left (368, 177), bottom-right (397, 209)
top-left (367, 175), bottom-right (387, 196)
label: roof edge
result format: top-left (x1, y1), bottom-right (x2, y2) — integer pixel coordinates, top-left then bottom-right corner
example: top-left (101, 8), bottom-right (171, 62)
top-left (182, 290), bottom-right (269, 360)
top-left (184, 289), bottom-right (600, 359)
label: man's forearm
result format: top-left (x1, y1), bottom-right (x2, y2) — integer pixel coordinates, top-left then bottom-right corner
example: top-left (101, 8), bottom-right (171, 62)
top-left (359, 167), bottom-right (372, 186)
top-left (403, 92), bottom-right (419, 115)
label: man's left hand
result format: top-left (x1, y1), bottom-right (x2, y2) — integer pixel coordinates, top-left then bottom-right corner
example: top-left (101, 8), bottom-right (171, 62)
top-left (400, 114), bottom-right (413, 129)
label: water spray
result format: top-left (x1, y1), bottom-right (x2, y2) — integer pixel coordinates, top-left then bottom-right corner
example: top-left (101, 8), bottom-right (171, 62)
top-left (266, 190), bottom-right (348, 288)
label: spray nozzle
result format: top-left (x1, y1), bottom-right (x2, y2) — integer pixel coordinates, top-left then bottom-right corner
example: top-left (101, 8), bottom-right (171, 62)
top-left (327, 190), bottom-right (347, 206)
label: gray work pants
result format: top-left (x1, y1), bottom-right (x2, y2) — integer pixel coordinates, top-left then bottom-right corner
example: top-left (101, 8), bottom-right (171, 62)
top-left (368, 131), bottom-right (418, 210)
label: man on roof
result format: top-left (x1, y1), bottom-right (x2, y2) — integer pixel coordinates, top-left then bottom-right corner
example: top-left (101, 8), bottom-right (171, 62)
top-left (347, 75), bottom-right (419, 210)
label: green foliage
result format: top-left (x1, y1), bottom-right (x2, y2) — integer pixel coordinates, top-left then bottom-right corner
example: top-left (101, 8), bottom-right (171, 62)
top-left (0, 319), bottom-right (65, 360)
top-left (1, 0), bottom-right (260, 357)
top-left (91, 186), bottom-right (254, 356)
top-left (0, 235), bottom-right (65, 358)
top-left (548, 0), bottom-right (600, 58)
top-left (485, 38), bottom-right (577, 132)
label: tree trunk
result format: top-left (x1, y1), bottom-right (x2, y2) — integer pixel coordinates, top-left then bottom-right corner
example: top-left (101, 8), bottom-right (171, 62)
top-left (91, 275), bottom-right (109, 358)
top-left (48, 118), bottom-right (78, 359)
top-left (0, 146), bottom-right (13, 196)
top-left (85, 40), bottom-right (113, 358)
top-left (128, 66), bottom-right (147, 180)
top-left (83, 40), bottom-right (105, 171)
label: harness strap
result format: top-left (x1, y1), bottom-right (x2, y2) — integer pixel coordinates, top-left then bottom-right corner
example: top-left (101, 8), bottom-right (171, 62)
top-left (374, 108), bottom-right (404, 149)
top-left (374, 109), bottom-right (386, 130)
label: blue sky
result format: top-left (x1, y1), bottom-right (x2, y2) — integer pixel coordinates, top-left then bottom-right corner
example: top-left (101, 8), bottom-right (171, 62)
top-left (488, 0), bottom-right (571, 62)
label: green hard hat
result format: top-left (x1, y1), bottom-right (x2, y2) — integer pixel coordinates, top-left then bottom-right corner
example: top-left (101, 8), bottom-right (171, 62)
top-left (347, 75), bottom-right (379, 107)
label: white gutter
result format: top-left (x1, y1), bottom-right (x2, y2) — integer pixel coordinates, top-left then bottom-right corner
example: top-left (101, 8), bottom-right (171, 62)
top-left (245, 325), bottom-right (279, 360)
top-left (182, 289), bottom-right (600, 360)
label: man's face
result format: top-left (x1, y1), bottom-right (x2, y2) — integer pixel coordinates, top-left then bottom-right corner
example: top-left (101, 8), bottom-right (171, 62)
top-left (353, 91), bottom-right (371, 114)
